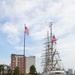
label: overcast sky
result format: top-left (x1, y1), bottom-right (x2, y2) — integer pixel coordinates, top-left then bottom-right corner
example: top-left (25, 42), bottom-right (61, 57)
top-left (0, 0), bottom-right (75, 73)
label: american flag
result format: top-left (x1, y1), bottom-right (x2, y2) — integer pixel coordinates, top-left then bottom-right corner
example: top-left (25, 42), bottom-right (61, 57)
top-left (25, 26), bottom-right (29, 35)
top-left (52, 35), bottom-right (57, 44)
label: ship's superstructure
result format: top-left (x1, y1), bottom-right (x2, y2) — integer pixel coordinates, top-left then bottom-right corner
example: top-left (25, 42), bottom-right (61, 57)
top-left (41, 22), bottom-right (65, 75)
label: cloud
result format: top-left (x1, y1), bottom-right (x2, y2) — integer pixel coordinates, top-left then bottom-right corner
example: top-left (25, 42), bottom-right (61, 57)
top-left (57, 33), bottom-right (75, 70)
top-left (0, 0), bottom-right (75, 72)
top-left (2, 23), bottom-right (19, 34)
top-left (0, 0), bottom-right (41, 20)
top-left (15, 46), bottom-right (34, 51)
top-left (30, 26), bottom-right (48, 40)
top-left (1, 22), bottom-right (20, 44)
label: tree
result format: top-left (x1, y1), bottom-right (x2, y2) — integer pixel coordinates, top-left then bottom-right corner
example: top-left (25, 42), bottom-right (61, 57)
top-left (8, 68), bottom-right (12, 75)
top-left (14, 66), bottom-right (19, 75)
top-left (0, 65), bottom-right (4, 75)
top-left (29, 65), bottom-right (37, 75)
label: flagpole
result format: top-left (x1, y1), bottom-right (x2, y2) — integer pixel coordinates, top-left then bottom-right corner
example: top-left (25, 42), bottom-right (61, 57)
top-left (24, 24), bottom-right (26, 74)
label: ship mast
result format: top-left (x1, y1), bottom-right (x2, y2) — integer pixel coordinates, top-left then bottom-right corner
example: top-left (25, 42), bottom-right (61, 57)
top-left (49, 22), bottom-right (53, 70)
top-left (45, 31), bottom-right (50, 69)
top-left (42, 22), bottom-right (64, 73)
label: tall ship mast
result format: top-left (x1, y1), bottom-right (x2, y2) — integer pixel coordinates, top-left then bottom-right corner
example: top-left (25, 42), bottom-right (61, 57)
top-left (41, 22), bottom-right (65, 75)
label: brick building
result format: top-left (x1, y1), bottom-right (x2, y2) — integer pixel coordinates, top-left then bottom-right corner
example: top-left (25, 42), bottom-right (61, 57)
top-left (11, 54), bottom-right (25, 74)
top-left (11, 54), bottom-right (35, 74)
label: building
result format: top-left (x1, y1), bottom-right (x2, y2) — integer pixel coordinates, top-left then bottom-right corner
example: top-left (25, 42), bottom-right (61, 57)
top-left (0, 64), bottom-right (10, 75)
top-left (26, 56), bottom-right (35, 73)
top-left (68, 69), bottom-right (73, 75)
top-left (11, 54), bottom-right (35, 74)
top-left (74, 70), bottom-right (75, 75)
top-left (11, 54), bottom-right (25, 74)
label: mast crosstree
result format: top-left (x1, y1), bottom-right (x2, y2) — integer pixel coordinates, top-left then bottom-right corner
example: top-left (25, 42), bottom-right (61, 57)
top-left (41, 22), bottom-right (64, 73)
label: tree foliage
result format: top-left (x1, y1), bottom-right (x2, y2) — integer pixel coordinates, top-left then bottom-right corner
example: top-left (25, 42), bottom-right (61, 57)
top-left (14, 66), bottom-right (19, 75)
top-left (0, 65), bottom-right (4, 75)
top-left (8, 68), bottom-right (12, 75)
top-left (29, 65), bottom-right (36, 75)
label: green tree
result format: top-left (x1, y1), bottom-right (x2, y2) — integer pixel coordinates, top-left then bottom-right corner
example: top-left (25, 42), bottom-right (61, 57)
top-left (0, 65), bottom-right (4, 75)
top-left (8, 68), bottom-right (12, 75)
top-left (29, 65), bottom-right (37, 75)
top-left (14, 66), bottom-right (19, 75)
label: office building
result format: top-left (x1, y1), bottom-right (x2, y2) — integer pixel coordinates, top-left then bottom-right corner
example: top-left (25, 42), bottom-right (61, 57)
top-left (11, 54), bottom-right (35, 74)
top-left (26, 56), bottom-right (35, 73)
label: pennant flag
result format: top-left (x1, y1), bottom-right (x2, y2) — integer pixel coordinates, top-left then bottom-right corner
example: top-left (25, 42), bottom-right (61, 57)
top-left (52, 35), bottom-right (57, 44)
top-left (25, 26), bottom-right (29, 35)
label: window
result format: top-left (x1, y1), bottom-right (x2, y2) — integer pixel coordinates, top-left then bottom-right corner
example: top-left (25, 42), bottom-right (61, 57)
top-left (13, 60), bottom-right (15, 62)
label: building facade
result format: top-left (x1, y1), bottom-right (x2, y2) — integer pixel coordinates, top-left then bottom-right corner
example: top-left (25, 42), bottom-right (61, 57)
top-left (11, 54), bottom-right (35, 74)
top-left (26, 56), bottom-right (35, 73)
top-left (11, 54), bottom-right (25, 74)
top-left (68, 69), bottom-right (73, 75)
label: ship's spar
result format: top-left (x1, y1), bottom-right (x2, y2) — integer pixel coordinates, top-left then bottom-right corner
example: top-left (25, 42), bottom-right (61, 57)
top-left (41, 22), bottom-right (65, 75)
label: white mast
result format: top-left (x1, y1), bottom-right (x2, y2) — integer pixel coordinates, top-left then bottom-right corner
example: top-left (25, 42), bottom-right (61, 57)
top-left (42, 22), bottom-right (65, 74)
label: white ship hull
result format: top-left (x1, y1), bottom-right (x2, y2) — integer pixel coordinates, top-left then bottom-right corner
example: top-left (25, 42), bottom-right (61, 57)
top-left (42, 70), bottom-right (65, 75)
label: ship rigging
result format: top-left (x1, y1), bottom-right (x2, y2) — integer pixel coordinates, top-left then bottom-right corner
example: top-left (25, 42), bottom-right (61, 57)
top-left (41, 22), bottom-right (65, 75)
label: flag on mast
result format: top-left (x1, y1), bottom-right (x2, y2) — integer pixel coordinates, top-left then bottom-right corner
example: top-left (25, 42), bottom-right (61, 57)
top-left (25, 26), bottom-right (29, 35)
top-left (52, 35), bottom-right (57, 44)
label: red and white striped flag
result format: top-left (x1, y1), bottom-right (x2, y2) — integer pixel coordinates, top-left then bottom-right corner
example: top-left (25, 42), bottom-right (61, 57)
top-left (52, 35), bottom-right (57, 44)
top-left (25, 26), bottom-right (29, 35)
